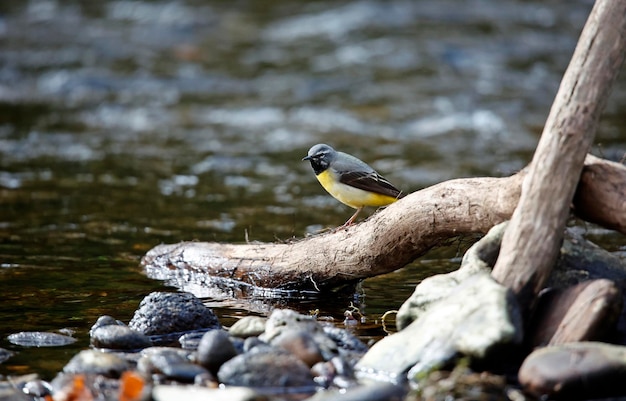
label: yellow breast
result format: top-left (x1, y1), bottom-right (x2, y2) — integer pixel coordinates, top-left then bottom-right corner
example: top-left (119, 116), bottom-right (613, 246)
top-left (316, 169), bottom-right (399, 209)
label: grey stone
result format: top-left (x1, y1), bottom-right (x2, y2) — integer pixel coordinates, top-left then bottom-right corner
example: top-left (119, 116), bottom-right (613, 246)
top-left (270, 329), bottom-right (324, 367)
top-left (129, 292), bottom-right (221, 340)
top-left (260, 309), bottom-right (338, 361)
top-left (395, 222), bottom-right (507, 330)
top-left (218, 348), bottom-right (315, 388)
top-left (62, 350), bottom-right (128, 378)
top-left (356, 273), bottom-right (523, 380)
top-left (90, 324), bottom-right (151, 350)
top-left (228, 316), bottom-right (267, 338)
top-left (196, 329), bottom-right (238, 374)
top-left (260, 309), bottom-right (323, 342)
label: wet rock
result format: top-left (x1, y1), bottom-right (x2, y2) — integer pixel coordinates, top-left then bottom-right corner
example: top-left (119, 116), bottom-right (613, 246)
top-left (137, 347), bottom-right (205, 382)
top-left (196, 329), bottom-right (238, 374)
top-left (260, 309), bottom-right (322, 342)
top-left (357, 272), bottom-right (523, 380)
top-left (395, 222), bottom-right (505, 330)
top-left (89, 315), bottom-right (125, 334)
top-left (152, 385), bottom-right (263, 401)
top-left (218, 348), bottom-right (315, 388)
top-left (307, 381), bottom-right (406, 401)
top-left (62, 349), bottom-right (129, 377)
top-left (322, 324), bottom-right (369, 354)
top-left (129, 292), bottom-right (221, 343)
top-left (229, 316), bottom-right (267, 338)
top-left (270, 328), bottom-right (324, 367)
top-left (7, 331), bottom-right (77, 347)
top-left (90, 324), bottom-right (152, 351)
top-left (519, 342), bottom-right (626, 400)
top-left (530, 279), bottom-right (623, 347)
top-left (177, 330), bottom-right (207, 350)
top-left (260, 309), bottom-right (338, 361)
top-left (551, 228), bottom-right (626, 288)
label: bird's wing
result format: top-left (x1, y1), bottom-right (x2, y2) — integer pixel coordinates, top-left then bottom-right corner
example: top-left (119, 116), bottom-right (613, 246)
top-left (338, 170), bottom-right (404, 199)
top-left (332, 151), bottom-right (404, 199)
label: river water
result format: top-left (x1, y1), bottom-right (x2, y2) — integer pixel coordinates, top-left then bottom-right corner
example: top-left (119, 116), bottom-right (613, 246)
top-left (0, 0), bottom-right (624, 379)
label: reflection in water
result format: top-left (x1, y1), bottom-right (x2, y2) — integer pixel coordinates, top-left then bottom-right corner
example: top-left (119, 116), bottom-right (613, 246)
top-left (0, 0), bottom-right (624, 378)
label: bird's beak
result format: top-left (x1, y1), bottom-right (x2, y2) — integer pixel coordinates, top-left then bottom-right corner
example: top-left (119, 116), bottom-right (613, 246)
top-left (302, 155), bottom-right (311, 161)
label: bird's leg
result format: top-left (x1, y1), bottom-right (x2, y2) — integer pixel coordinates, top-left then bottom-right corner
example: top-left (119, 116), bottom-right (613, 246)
top-left (338, 207), bottom-right (363, 229)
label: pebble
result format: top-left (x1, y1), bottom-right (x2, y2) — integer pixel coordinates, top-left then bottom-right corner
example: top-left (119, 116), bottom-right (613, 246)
top-left (89, 315), bottom-right (125, 334)
top-left (218, 347), bottom-right (316, 388)
top-left (196, 329), bottom-right (238, 374)
top-left (270, 328), bottom-right (324, 367)
top-left (228, 315), bottom-right (267, 338)
top-left (260, 309), bottom-right (323, 342)
top-left (90, 324), bottom-right (152, 350)
top-left (129, 292), bottom-right (221, 342)
top-left (62, 349), bottom-right (129, 377)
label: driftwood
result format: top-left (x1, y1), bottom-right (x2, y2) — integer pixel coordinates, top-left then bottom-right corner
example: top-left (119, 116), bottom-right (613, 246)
top-left (491, 0), bottom-right (626, 311)
top-left (141, 0), bottom-right (626, 295)
top-left (141, 155), bottom-right (625, 293)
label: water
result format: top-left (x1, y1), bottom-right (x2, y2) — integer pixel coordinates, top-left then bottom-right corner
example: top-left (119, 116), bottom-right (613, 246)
top-left (0, 0), bottom-right (624, 380)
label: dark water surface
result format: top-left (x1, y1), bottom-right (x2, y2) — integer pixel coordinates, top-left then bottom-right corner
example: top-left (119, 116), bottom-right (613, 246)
top-left (0, 0), bottom-right (624, 379)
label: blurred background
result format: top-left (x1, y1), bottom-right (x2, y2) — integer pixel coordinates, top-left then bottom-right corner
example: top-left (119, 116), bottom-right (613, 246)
top-left (0, 0), bottom-right (624, 378)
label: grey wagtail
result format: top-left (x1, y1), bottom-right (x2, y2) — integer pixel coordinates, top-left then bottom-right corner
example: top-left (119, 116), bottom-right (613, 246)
top-left (303, 143), bottom-right (405, 227)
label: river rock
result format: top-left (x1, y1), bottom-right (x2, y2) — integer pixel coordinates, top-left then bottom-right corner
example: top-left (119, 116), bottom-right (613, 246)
top-left (137, 347), bottom-right (193, 376)
top-left (228, 316), bottom-right (267, 338)
top-left (129, 292), bottom-right (221, 342)
top-left (218, 347), bottom-right (315, 388)
top-left (260, 309), bottom-right (323, 341)
top-left (396, 222), bottom-right (506, 330)
top-left (357, 272), bottom-right (523, 381)
top-left (196, 329), bottom-right (238, 374)
top-left (530, 279), bottom-right (623, 347)
top-left (270, 328), bottom-right (325, 367)
top-left (519, 342), bottom-right (626, 399)
top-left (90, 324), bottom-right (152, 351)
top-left (62, 349), bottom-right (129, 377)
top-left (551, 227), bottom-right (626, 288)
top-left (260, 309), bottom-right (339, 361)
top-left (7, 331), bottom-right (77, 347)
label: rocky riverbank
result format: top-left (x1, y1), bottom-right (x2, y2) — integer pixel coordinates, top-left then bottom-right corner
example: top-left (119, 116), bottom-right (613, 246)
top-left (2, 224), bottom-right (626, 401)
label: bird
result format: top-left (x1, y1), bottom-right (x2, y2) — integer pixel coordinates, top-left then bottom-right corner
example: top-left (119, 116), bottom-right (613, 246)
top-left (302, 143), bottom-right (404, 228)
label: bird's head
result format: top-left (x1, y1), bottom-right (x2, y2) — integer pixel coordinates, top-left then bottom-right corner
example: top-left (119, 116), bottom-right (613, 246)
top-left (302, 143), bottom-right (336, 173)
